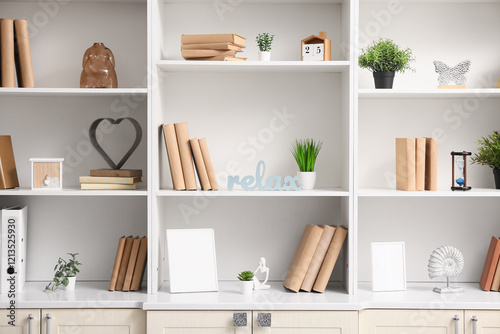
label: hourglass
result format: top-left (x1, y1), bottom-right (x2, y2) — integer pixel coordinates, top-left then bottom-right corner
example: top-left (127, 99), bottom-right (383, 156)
top-left (451, 151), bottom-right (471, 191)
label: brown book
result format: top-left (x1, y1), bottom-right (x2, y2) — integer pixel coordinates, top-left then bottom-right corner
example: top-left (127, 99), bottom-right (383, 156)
top-left (283, 225), bottom-right (324, 292)
top-left (301, 225), bottom-right (336, 292)
top-left (490, 254), bottom-right (500, 291)
top-left (185, 55), bottom-right (246, 61)
top-left (181, 34), bottom-right (246, 48)
top-left (174, 122), bottom-right (197, 190)
top-left (181, 43), bottom-right (242, 51)
top-left (162, 124), bottom-right (186, 190)
top-left (480, 236), bottom-right (500, 291)
top-left (79, 176), bottom-right (141, 184)
top-left (122, 237), bottom-right (141, 292)
top-left (182, 49), bottom-right (237, 58)
top-left (0, 135), bottom-right (19, 189)
top-left (108, 236), bottom-right (126, 291)
top-left (115, 236), bottom-right (135, 291)
top-left (415, 138), bottom-right (426, 191)
top-left (396, 138), bottom-right (416, 191)
top-left (312, 225), bottom-right (348, 293)
top-left (199, 138), bottom-right (218, 190)
top-left (0, 19), bottom-right (16, 87)
top-left (190, 138), bottom-right (211, 190)
top-left (90, 169), bottom-right (142, 177)
top-left (13, 19), bottom-right (34, 88)
top-left (130, 237), bottom-right (147, 291)
top-left (425, 138), bottom-right (438, 191)
top-left (81, 183), bottom-right (136, 190)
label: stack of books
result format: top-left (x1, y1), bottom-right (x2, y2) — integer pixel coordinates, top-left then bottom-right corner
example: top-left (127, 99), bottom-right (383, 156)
top-left (0, 19), bottom-right (34, 87)
top-left (162, 122), bottom-right (218, 191)
top-left (109, 236), bottom-right (147, 292)
top-left (396, 137), bottom-right (437, 191)
top-left (480, 236), bottom-right (500, 291)
top-left (283, 224), bottom-right (348, 293)
top-left (181, 34), bottom-right (246, 61)
top-left (79, 169), bottom-right (142, 190)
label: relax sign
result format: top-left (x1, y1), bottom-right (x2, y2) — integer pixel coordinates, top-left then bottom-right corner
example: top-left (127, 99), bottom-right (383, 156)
top-left (227, 161), bottom-right (302, 191)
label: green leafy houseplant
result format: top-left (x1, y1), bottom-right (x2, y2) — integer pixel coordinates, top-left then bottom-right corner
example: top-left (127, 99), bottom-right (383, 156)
top-left (358, 38), bottom-right (415, 73)
top-left (256, 33), bottom-right (274, 52)
top-left (471, 131), bottom-right (500, 169)
top-left (44, 253), bottom-right (82, 291)
top-left (237, 270), bottom-right (254, 281)
top-left (291, 139), bottom-right (323, 172)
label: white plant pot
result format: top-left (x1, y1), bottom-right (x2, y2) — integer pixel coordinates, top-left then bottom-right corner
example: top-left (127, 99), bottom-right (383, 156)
top-left (298, 171), bottom-right (317, 190)
top-left (240, 280), bottom-right (253, 295)
top-left (65, 277), bottom-right (76, 290)
top-left (259, 51), bottom-right (271, 61)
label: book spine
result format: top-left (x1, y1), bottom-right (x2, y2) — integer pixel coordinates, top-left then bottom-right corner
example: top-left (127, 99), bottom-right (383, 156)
top-left (115, 236), bottom-right (134, 291)
top-left (13, 19), bottom-right (34, 88)
top-left (415, 138), bottom-right (426, 191)
top-left (490, 255), bottom-right (500, 291)
top-left (0, 19), bottom-right (16, 87)
top-left (174, 122), bottom-right (197, 190)
top-left (163, 124), bottom-right (186, 190)
top-left (109, 236), bottom-right (127, 291)
top-left (90, 169), bottom-right (142, 177)
top-left (130, 237), bottom-right (147, 291)
top-left (81, 183), bottom-right (136, 190)
top-left (425, 138), bottom-right (438, 191)
top-left (190, 138), bottom-right (212, 190)
top-left (199, 138), bottom-right (218, 190)
top-left (181, 34), bottom-right (245, 48)
top-left (122, 237), bottom-right (141, 292)
top-left (79, 176), bottom-right (140, 184)
top-left (182, 49), bottom-right (236, 58)
top-left (396, 138), bottom-right (416, 191)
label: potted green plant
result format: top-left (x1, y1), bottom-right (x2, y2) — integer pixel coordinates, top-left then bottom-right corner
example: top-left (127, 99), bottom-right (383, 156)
top-left (44, 253), bottom-right (82, 291)
top-left (256, 33), bottom-right (274, 61)
top-left (237, 270), bottom-right (254, 295)
top-left (471, 131), bottom-right (500, 189)
top-left (291, 139), bottom-right (323, 190)
top-left (358, 38), bottom-right (415, 89)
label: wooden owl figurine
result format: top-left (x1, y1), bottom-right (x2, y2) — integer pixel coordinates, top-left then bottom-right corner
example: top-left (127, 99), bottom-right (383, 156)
top-left (80, 43), bottom-right (118, 88)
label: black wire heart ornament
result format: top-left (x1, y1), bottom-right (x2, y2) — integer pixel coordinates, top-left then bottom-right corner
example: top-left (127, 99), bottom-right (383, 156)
top-left (89, 117), bottom-right (142, 170)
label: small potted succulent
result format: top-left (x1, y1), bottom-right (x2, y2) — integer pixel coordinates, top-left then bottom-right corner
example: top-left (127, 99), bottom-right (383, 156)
top-left (358, 38), bottom-right (415, 89)
top-left (256, 33), bottom-right (274, 61)
top-left (291, 139), bottom-right (323, 190)
top-left (471, 130), bottom-right (500, 189)
top-left (44, 253), bottom-right (82, 291)
top-left (237, 270), bottom-right (254, 295)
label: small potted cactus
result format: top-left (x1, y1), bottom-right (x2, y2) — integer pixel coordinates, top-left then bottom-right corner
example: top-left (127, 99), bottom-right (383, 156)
top-left (237, 270), bottom-right (254, 295)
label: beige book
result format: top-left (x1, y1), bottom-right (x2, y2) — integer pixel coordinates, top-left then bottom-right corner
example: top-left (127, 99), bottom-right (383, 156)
top-left (174, 122), bottom-right (197, 190)
top-left (312, 225), bottom-right (348, 293)
top-left (0, 135), bottom-right (19, 189)
top-left (283, 225), bottom-right (324, 292)
top-left (182, 49), bottom-right (237, 58)
top-left (415, 138), bottom-right (426, 191)
top-left (425, 138), bottom-right (438, 191)
top-left (181, 43), bottom-right (242, 51)
top-left (491, 254), bottom-right (500, 291)
top-left (81, 183), bottom-right (135, 190)
top-left (199, 138), bottom-right (218, 190)
top-left (185, 55), bottom-right (246, 61)
top-left (162, 124), bottom-right (186, 190)
top-left (13, 19), bottom-right (34, 88)
top-left (181, 34), bottom-right (246, 48)
top-left (300, 225), bottom-right (336, 292)
top-left (130, 237), bottom-right (147, 291)
top-left (0, 19), bottom-right (16, 87)
top-left (90, 169), bottom-right (142, 177)
top-left (109, 236), bottom-right (126, 291)
top-left (190, 138), bottom-right (211, 190)
top-left (122, 237), bottom-right (141, 292)
top-left (115, 236), bottom-right (134, 291)
top-left (79, 176), bottom-right (141, 184)
top-left (396, 138), bottom-right (416, 191)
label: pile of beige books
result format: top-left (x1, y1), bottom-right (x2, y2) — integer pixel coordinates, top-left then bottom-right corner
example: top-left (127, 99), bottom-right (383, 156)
top-left (109, 236), bottom-right (147, 292)
top-left (79, 169), bottom-right (142, 190)
top-left (396, 138), bottom-right (437, 191)
top-left (181, 33), bottom-right (246, 61)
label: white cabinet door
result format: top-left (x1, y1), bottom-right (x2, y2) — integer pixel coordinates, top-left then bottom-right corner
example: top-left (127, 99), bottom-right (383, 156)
top-left (465, 310), bottom-right (500, 334)
top-left (252, 311), bottom-right (358, 334)
top-left (41, 309), bottom-right (145, 334)
top-left (360, 310), bottom-right (463, 334)
top-left (147, 311), bottom-right (252, 334)
top-left (0, 309), bottom-right (40, 334)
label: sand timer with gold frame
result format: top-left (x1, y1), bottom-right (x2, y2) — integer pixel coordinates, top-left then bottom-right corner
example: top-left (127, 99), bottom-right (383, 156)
top-left (451, 151), bottom-right (471, 191)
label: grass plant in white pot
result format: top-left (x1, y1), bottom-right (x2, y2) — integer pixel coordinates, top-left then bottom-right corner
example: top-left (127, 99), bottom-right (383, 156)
top-left (291, 139), bottom-right (322, 190)
top-left (44, 253), bottom-right (82, 291)
top-left (256, 33), bottom-right (274, 61)
top-left (237, 270), bottom-right (254, 295)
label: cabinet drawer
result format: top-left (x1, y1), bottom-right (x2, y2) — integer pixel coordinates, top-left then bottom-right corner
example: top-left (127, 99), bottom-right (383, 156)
top-left (0, 309), bottom-right (40, 334)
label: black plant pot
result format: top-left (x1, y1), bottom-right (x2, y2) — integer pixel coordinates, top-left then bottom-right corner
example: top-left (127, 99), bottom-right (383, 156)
top-left (373, 71), bottom-right (395, 89)
top-left (493, 168), bottom-right (500, 189)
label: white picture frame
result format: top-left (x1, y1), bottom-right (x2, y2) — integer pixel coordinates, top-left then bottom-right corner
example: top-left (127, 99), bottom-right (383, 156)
top-left (371, 242), bottom-right (406, 292)
top-left (166, 228), bottom-right (218, 293)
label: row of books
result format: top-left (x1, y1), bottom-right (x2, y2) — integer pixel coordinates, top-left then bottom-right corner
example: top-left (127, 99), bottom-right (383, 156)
top-left (162, 123), bottom-right (218, 191)
top-left (181, 34), bottom-right (246, 61)
top-left (79, 169), bottom-right (143, 190)
top-left (0, 19), bottom-right (34, 87)
top-left (396, 137), bottom-right (437, 191)
top-left (109, 236), bottom-right (147, 291)
top-left (479, 236), bottom-right (500, 291)
top-left (283, 224), bottom-right (348, 293)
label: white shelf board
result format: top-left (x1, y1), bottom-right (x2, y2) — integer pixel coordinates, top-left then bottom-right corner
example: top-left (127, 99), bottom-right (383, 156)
top-left (359, 89), bottom-right (500, 99)
top-left (156, 188), bottom-right (349, 197)
top-left (0, 0), bottom-right (145, 2)
top-left (0, 187), bottom-right (147, 196)
top-left (360, 0), bottom-right (500, 3)
top-left (157, 61), bottom-right (350, 73)
top-left (164, 0), bottom-right (342, 3)
top-left (0, 88), bottom-right (147, 97)
top-left (358, 188), bottom-right (500, 197)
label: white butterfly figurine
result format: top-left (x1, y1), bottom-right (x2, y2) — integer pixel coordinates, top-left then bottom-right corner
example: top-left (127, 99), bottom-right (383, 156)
top-left (433, 60), bottom-right (471, 86)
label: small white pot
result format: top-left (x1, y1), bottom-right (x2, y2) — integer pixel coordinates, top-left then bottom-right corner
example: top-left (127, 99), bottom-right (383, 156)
top-left (240, 280), bottom-right (253, 295)
top-left (298, 171), bottom-right (317, 190)
top-left (259, 51), bottom-right (271, 61)
top-left (65, 277), bottom-right (76, 290)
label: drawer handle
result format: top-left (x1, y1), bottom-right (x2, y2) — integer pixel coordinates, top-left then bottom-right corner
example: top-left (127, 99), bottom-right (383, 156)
top-left (472, 315), bottom-right (478, 334)
top-left (28, 314), bottom-right (34, 334)
top-left (257, 313), bottom-right (271, 327)
top-left (46, 313), bottom-right (52, 334)
top-left (453, 314), bottom-right (460, 334)
top-left (233, 313), bottom-right (247, 327)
